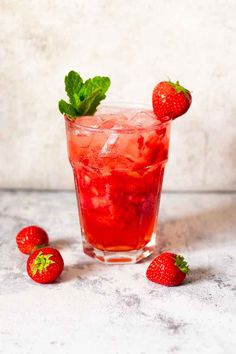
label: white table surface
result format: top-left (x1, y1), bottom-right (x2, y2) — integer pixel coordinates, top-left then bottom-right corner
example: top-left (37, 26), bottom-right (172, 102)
top-left (0, 190), bottom-right (236, 354)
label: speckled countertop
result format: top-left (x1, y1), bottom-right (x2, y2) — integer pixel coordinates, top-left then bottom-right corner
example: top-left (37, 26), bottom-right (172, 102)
top-left (0, 190), bottom-right (236, 354)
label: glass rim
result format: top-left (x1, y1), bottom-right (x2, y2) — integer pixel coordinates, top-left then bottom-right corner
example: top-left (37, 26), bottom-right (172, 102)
top-left (64, 102), bottom-right (171, 133)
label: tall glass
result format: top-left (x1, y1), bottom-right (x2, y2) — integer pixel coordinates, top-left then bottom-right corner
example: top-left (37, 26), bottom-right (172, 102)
top-left (65, 104), bottom-right (171, 263)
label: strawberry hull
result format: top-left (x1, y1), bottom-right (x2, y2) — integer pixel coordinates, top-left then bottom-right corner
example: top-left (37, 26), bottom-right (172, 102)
top-left (65, 106), bottom-right (171, 263)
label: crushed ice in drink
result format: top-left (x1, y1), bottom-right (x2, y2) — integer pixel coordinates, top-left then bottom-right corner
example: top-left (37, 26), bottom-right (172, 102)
top-left (74, 108), bottom-right (162, 131)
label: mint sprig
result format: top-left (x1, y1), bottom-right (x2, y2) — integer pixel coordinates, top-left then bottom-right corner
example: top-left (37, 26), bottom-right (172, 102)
top-left (58, 70), bottom-right (111, 120)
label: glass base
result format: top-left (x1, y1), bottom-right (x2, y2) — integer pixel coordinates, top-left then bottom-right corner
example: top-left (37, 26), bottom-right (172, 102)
top-left (82, 235), bottom-right (156, 264)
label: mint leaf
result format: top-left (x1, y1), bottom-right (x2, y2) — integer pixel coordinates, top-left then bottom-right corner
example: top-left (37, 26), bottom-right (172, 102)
top-left (79, 76), bottom-right (110, 100)
top-left (65, 71), bottom-right (83, 109)
top-left (79, 76), bottom-right (111, 115)
top-left (58, 99), bottom-right (78, 119)
top-left (58, 71), bottom-right (111, 119)
top-left (77, 88), bottom-right (102, 116)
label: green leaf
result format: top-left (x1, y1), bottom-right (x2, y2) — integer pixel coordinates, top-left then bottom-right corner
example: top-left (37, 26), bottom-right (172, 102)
top-left (32, 252), bottom-right (55, 276)
top-left (167, 80), bottom-right (190, 97)
top-left (58, 71), bottom-right (111, 119)
top-left (79, 76), bottom-right (111, 115)
top-left (65, 71), bottom-right (83, 108)
top-left (79, 76), bottom-right (110, 99)
top-left (58, 100), bottom-right (78, 119)
top-left (76, 88), bottom-right (102, 116)
top-left (175, 255), bottom-right (190, 274)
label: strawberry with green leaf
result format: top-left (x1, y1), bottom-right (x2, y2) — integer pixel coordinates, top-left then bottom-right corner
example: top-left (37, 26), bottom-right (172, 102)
top-left (59, 71), bottom-right (111, 119)
top-left (152, 80), bottom-right (192, 121)
top-left (27, 247), bottom-right (64, 284)
top-left (146, 252), bottom-right (190, 286)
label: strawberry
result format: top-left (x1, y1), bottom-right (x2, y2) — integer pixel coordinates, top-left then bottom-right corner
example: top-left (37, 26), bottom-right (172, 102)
top-left (146, 252), bottom-right (189, 286)
top-left (152, 80), bottom-right (192, 121)
top-left (16, 225), bottom-right (49, 254)
top-left (27, 247), bottom-right (64, 284)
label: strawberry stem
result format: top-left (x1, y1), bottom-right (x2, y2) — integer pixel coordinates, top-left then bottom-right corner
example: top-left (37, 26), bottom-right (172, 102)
top-left (32, 251), bottom-right (55, 276)
top-left (174, 255), bottom-right (190, 274)
top-left (31, 243), bottom-right (48, 254)
top-left (167, 80), bottom-right (190, 98)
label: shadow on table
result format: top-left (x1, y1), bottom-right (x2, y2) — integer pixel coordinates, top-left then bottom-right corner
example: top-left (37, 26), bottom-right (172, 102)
top-left (185, 266), bottom-right (215, 285)
top-left (61, 261), bottom-right (101, 283)
top-left (156, 201), bottom-right (236, 253)
top-left (51, 237), bottom-right (76, 250)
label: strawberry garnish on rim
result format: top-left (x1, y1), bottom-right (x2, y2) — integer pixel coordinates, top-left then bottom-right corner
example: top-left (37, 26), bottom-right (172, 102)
top-left (152, 79), bottom-right (192, 121)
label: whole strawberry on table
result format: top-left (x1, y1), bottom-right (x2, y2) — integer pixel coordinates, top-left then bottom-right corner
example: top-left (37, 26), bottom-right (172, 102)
top-left (16, 225), bottom-right (64, 284)
top-left (27, 247), bottom-right (64, 284)
top-left (146, 252), bottom-right (190, 286)
top-left (16, 225), bottom-right (49, 254)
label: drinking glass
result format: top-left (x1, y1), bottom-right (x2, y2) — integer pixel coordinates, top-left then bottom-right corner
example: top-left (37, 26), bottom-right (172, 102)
top-left (65, 104), bottom-right (171, 263)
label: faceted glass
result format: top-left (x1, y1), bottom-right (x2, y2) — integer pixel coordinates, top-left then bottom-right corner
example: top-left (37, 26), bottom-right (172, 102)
top-left (65, 104), bottom-right (171, 263)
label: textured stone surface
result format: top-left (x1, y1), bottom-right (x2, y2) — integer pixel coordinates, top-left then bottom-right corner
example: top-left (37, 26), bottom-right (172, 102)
top-left (0, 190), bottom-right (236, 353)
top-left (0, 1), bottom-right (236, 190)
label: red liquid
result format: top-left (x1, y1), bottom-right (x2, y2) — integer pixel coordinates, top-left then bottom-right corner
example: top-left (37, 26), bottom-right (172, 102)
top-left (66, 109), bottom-right (170, 253)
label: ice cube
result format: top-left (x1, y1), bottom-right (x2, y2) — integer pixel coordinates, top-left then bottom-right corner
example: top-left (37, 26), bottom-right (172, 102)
top-left (101, 133), bottom-right (119, 155)
top-left (98, 114), bottom-right (128, 130)
top-left (99, 118), bottom-right (118, 129)
top-left (75, 115), bottom-right (102, 128)
top-left (127, 110), bottom-right (157, 128)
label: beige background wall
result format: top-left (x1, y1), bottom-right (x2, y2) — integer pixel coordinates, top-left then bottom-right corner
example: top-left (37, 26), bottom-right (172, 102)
top-left (1, 0), bottom-right (236, 191)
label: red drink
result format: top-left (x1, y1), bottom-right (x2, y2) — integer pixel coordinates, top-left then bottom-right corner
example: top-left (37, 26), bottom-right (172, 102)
top-left (65, 105), bottom-right (171, 263)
